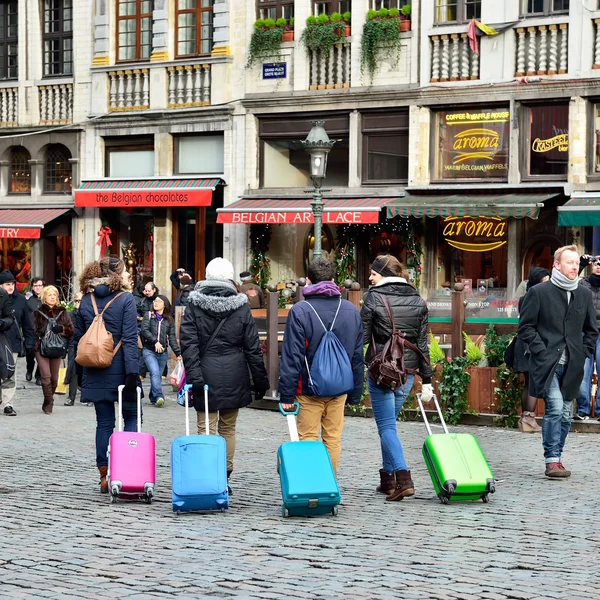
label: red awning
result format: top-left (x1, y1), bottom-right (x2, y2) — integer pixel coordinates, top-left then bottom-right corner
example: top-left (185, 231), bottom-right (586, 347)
top-left (74, 178), bottom-right (221, 208)
top-left (0, 208), bottom-right (71, 239)
top-left (217, 196), bottom-right (398, 225)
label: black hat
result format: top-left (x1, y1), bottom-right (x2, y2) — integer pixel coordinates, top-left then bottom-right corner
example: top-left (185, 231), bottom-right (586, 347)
top-left (527, 266), bottom-right (550, 291)
top-left (0, 270), bottom-right (16, 285)
top-left (240, 271), bottom-right (252, 280)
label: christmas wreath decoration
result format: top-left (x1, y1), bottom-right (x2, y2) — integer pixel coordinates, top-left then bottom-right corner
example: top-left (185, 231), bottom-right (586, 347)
top-left (249, 224), bottom-right (272, 289)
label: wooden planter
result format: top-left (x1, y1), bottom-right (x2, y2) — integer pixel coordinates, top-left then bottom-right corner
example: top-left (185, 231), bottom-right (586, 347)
top-left (466, 367), bottom-right (498, 414)
top-left (282, 30), bottom-right (294, 42)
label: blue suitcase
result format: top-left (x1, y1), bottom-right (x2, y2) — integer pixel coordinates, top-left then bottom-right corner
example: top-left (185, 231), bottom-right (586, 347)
top-left (277, 403), bottom-right (341, 518)
top-left (171, 384), bottom-right (229, 513)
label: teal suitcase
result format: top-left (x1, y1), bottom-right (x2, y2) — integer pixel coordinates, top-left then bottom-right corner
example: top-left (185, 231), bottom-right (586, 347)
top-left (417, 394), bottom-right (496, 504)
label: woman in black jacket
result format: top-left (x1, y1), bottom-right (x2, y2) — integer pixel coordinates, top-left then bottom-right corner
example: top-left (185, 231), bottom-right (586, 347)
top-left (180, 257), bottom-right (269, 492)
top-left (361, 255), bottom-right (432, 502)
top-left (140, 295), bottom-right (181, 407)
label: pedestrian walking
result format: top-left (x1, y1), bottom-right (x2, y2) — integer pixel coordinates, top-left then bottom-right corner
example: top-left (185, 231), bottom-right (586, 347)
top-left (508, 267), bottom-right (550, 433)
top-left (32, 285), bottom-right (74, 414)
top-left (279, 257), bottom-right (364, 475)
top-left (240, 271), bottom-right (265, 309)
top-left (518, 245), bottom-right (598, 478)
top-left (361, 255), bottom-right (433, 501)
top-left (25, 277), bottom-right (44, 385)
top-left (575, 253), bottom-right (600, 420)
top-left (140, 294), bottom-right (181, 407)
top-left (64, 292), bottom-right (83, 406)
top-left (74, 256), bottom-right (140, 493)
top-left (179, 257), bottom-right (269, 493)
top-left (0, 270), bottom-right (35, 416)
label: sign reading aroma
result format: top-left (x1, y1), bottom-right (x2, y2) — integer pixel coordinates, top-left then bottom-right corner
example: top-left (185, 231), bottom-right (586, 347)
top-left (442, 216), bottom-right (507, 252)
top-left (436, 108), bottom-right (510, 180)
top-left (217, 211), bottom-right (379, 225)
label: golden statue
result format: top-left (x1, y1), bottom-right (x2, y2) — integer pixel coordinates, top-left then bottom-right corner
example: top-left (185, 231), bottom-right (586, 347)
top-left (122, 242), bottom-right (137, 281)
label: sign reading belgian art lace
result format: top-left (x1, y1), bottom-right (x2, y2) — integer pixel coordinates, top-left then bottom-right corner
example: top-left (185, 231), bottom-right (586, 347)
top-left (435, 108), bottom-right (509, 179)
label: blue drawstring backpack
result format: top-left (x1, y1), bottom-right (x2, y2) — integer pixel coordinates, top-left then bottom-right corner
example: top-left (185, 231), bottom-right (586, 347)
top-left (304, 298), bottom-right (354, 397)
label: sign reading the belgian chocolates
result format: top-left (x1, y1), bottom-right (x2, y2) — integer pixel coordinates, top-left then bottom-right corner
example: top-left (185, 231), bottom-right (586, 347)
top-left (436, 108), bottom-right (510, 180)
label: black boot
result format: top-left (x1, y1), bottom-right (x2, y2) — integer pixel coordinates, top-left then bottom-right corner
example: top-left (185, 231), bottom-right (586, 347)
top-left (26, 371), bottom-right (32, 382)
top-left (227, 469), bottom-right (233, 495)
top-left (35, 376), bottom-right (42, 386)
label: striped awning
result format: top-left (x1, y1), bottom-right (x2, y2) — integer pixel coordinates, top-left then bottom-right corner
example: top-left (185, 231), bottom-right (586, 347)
top-left (386, 192), bottom-right (558, 220)
top-left (558, 193), bottom-right (600, 226)
top-left (75, 178), bottom-right (221, 208)
top-left (0, 208), bottom-right (71, 239)
top-left (217, 196), bottom-right (397, 224)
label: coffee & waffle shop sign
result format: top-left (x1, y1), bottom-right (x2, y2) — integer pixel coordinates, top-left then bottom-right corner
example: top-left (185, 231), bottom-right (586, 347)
top-left (442, 216), bottom-right (507, 252)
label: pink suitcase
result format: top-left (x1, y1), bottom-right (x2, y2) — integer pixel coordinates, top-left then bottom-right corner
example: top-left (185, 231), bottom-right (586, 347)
top-left (107, 385), bottom-right (156, 504)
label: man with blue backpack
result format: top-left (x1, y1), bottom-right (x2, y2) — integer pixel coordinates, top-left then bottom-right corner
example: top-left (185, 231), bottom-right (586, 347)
top-left (279, 258), bottom-right (364, 474)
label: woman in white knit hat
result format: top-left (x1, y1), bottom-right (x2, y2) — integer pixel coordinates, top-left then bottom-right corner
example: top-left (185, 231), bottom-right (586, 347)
top-left (179, 257), bottom-right (270, 493)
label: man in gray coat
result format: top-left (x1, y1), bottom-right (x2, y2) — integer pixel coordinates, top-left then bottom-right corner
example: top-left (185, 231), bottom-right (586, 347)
top-left (518, 245), bottom-right (598, 478)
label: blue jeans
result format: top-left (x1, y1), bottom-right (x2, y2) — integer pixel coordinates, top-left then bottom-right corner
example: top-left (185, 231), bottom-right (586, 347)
top-left (368, 375), bottom-right (415, 473)
top-left (542, 363), bottom-right (572, 464)
top-left (577, 336), bottom-right (600, 416)
top-left (94, 400), bottom-right (139, 467)
top-left (142, 348), bottom-right (168, 403)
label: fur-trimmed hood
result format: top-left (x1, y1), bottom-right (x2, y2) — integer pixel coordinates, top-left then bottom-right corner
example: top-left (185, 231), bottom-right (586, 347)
top-left (80, 274), bottom-right (124, 295)
top-left (188, 280), bottom-right (248, 316)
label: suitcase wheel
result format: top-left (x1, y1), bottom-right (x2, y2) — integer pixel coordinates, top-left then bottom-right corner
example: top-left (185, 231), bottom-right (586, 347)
top-left (331, 506), bottom-right (338, 516)
top-left (481, 494), bottom-right (490, 503)
top-left (438, 494), bottom-right (449, 505)
top-left (282, 507), bottom-right (289, 518)
top-left (110, 493), bottom-right (117, 504)
top-left (145, 488), bottom-right (154, 504)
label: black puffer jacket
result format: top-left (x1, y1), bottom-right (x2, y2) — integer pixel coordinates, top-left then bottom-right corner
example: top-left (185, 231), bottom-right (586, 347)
top-left (581, 276), bottom-right (600, 324)
top-left (180, 280), bottom-right (269, 412)
top-left (361, 279), bottom-right (432, 383)
top-left (0, 288), bottom-right (14, 332)
top-left (140, 312), bottom-right (181, 356)
top-left (25, 292), bottom-right (41, 313)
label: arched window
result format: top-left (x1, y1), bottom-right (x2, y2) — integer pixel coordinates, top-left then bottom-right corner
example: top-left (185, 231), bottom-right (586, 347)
top-left (9, 146), bottom-right (31, 193)
top-left (44, 144), bottom-right (72, 193)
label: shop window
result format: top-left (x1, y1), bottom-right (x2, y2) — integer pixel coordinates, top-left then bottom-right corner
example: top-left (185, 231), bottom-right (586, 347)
top-left (521, 0), bottom-right (569, 16)
top-left (433, 107), bottom-right (510, 181)
top-left (44, 144), bottom-right (72, 193)
top-left (105, 137), bottom-right (154, 177)
top-left (523, 104), bottom-right (568, 179)
top-left (0, 1), bottom-right (18, 80)
top-left (9, 146), bottom-right (31, 193)
top-left (256, 0), bottom-right (293, 20)
top-left (362, 112), bottom-right (409, 184)
top-left (313, 1), bottom-right (351, 15)
top-left (43, 0), bottom-right (72, 76)
top-left (0, 239), bottom-right (31, 292)
top-left (175, 135), bottom-right (224, 174)
top-left (176, 0), bottom-right (213, 58)
top-left (117, 0), bottom-right (153, 62)
top-left (435, 0), bottom-right (481, 24)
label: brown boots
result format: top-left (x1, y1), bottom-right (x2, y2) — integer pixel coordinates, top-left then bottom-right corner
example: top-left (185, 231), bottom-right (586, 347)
top-left (386, 470), bottom-right (415, 502)
top-left (376, 469), bottom-right (395, 495)
top-left (98, 466), bottom-right (109, 493)
top-left (41, 383), bottom-right (54, 414)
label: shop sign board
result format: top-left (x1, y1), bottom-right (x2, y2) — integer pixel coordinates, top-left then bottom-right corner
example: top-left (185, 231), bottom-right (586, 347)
top-left (217, 211), bottom-right (379, 224)
top-left (436, 108), bottom-right (510, 179)
top-left (0, 228), bottom-right (40, 239)
top-left (74, 188), bottom-right (212, 207)
top-left (529, 104), bottom-right (569, 176)
top-left (442, 216), bottom-right (507, 252)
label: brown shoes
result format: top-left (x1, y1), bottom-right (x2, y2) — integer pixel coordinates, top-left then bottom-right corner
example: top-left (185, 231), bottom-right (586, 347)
top-left (386, 470), bottom-right (415, 501)
top-left (98, 466), bottom-right (109, 493)
top-left (376, 469), bottom-right (395, 495)
top-left (545, 462), bottom-right (571, 478)
top-left (518, 411), bottom-right (542, 433)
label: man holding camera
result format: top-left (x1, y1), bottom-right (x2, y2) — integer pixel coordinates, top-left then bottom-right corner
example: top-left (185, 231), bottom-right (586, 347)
top-left (575, 253), bottom-right (600, 420)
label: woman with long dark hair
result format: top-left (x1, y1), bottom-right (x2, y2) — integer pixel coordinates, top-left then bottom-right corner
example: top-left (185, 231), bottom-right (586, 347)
top-left (140, 294), bottom-right (181, 407)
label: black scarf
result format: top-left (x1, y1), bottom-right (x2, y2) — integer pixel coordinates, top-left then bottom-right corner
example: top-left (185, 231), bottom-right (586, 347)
top-left (589, 274), bottom-right (600, 288)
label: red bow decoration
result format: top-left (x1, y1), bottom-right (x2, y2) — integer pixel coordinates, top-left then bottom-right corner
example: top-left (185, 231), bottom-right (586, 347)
top-left (97, 226), bottom-right (113, 257)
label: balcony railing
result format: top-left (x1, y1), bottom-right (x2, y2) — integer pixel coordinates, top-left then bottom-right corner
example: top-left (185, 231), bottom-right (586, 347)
top-left (0, 87), bottom-right (17, 126)
top-left (108, 69), bottom-right (150, 112)
top-left (594, 19), bottom-right (600, 69)
top-left (39, 83), bottom-right (73, 124)
top-left (430, 33), bottom-right (479, 82)
top-left (515, 23), bottom-right (568, 76)
top-left (309, 41), bottom-right (351, 89)
top-left (167, 64), bottom-right (211, 107)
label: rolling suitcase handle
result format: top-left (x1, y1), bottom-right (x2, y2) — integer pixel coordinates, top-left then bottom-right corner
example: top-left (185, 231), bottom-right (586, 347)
top-left (183, 383), bottom-right (211, 436)
top-left (279, 402), bottom-right (300, 442)
top-left (117, 384), bottom-right (142, 433)
top-left (416, 393), bottom-right (449, 436)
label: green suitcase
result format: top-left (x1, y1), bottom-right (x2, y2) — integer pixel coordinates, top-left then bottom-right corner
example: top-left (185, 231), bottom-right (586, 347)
top-left (417, 394), bottom-right (496, 504)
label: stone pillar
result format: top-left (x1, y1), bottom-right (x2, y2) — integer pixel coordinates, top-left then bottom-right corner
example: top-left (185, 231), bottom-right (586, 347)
top-left (293, 0), bottom-right (311, 91)
top-left (408, 106), bottom-right (431, 186)
top-left (568, 96), bottom-right (587, 185)
top-left (29, 159), bottom-right (43, 196)
top-left (507, 219), bottom-right (519, 301)
top-left (68, 158), bottom-right (80, 189)
top-left (212, 0), bottom-right (230, 56)
top-left (348, 110), bottom-right (361, 187)
top-left (153, 210), bottom-right (172, 293)
top-left (93, 0), bottom-right (110, 66)
top-left (151, 0), bottom-right (169, 62)
top-left (0, 161), bottom-right (9, 197)
top-left (508, 99), bottom-right (520, 185)
top-left (154, 133), bottom-right (173, 176)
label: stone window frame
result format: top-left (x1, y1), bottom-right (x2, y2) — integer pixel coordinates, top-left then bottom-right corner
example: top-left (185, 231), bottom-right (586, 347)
top-left (104, 135), bottom-right (155, 177)
top-left (9, 146), bottom-right (31, 193)
top-left (42, 0), bottom-right (73, 77)
top-left (175, 0), bottom-right (214, 58)
top-left (434, 0), bottom-right (481, 25)
top-left (116, 0), bottom-right (154, 63)
top-left (312, 1), bottom-right (351, 15)
top-left (44, 143), bottom-right (72, 194)
top-left (520, 0), bottom-right (570, 18)
top-left (0, 1), bottom-right (17, 80)
top-left (256, 0), bottom-right (294, 20)
top-left (369, 0), bottom-right (410, 9)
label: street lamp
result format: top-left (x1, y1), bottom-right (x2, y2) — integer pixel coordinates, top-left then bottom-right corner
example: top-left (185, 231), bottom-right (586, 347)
top-left (300, 120), bottom-right (335, 260)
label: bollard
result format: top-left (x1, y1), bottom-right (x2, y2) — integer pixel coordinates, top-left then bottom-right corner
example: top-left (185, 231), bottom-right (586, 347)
top-left (346, 282), bottom-right (362, 310)
top-left (266, 284), bottom-right (280, 399)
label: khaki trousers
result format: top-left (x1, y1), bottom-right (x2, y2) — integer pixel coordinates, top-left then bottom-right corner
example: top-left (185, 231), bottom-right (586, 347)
top-left (197, 408), bottom-right (239, 472)
top-left (296, 394), bottom-right (346, 474)
top-left (0, 353), bottom-right (17, 409)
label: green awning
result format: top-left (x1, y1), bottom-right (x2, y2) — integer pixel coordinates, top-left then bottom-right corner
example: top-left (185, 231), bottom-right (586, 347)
top-left (558, 193), bottom-right (600, 226)
top-left (386, 192), bottom-right (559, 219)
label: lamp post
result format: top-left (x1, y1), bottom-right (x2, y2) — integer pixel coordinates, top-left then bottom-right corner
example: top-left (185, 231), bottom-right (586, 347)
top-left (300, 120), bottom-right (335, 260)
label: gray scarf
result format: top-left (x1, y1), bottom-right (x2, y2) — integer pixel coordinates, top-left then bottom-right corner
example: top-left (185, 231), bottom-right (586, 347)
top-left (551, 267), bottom-right (579, 292)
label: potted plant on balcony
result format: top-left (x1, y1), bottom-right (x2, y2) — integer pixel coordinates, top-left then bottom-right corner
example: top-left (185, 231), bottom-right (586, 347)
top-left (400, 4), bottom-right (412, 32)
top-left (282, 17), bottom-right (294, 43)
top-left (360, 8), bottom-right (404, 81)
top-left (343, 11), bottom-right (352, 36)
top-left (301, 13), bottom-right (348, 59)
top-left (247, 18), bottom-right (285, 67)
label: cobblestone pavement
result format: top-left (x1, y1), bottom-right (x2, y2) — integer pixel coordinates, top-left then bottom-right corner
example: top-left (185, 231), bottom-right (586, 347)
top-left (1, 359), bottom-right (599, 599)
